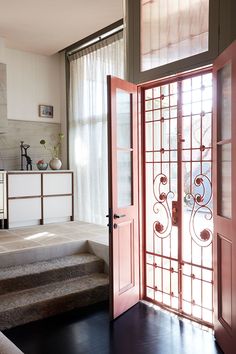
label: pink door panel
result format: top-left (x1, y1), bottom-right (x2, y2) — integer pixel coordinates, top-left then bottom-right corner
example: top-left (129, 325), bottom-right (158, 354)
top-left (107, 76), bottom-right (140, 319)
top-left (213, 40), bottom-right (236, 354)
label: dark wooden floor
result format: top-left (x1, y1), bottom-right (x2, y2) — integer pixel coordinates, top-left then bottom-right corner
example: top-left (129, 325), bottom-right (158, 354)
top-left (4, 302), bottom-right (223, 354)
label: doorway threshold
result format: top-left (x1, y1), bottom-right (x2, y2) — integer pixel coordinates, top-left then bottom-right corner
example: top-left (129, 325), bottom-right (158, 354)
top-left (141, 300), bottom-right (214, 334)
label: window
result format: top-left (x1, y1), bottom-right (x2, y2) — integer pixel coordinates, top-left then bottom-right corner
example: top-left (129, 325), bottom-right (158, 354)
top-left (68, 31), bottom-right (124, 225)
top-left (141, 0), bottom-right (209, 71)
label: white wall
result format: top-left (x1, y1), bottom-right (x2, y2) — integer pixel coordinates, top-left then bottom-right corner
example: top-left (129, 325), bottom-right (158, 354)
top-left (5, 48), bottom-right (65, 124)
top-left (0, 46), bottom-right (68, 169)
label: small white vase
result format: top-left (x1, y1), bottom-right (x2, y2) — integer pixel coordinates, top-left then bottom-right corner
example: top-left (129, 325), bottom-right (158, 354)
top-left (49, 157), bottom-right (62, 170)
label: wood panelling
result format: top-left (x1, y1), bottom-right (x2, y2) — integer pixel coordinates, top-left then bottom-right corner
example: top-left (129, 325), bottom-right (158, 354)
top-left (118, 220), bottom-right (134, 294)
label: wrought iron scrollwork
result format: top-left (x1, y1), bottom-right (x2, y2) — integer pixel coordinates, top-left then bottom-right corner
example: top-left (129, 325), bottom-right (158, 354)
top-left (153, 173), bottom-right (174, 239)
top-left (186, 174), bottom-right (213, 247)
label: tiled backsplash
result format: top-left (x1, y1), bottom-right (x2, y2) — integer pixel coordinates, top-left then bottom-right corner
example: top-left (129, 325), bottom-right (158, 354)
top-left (0, 120), bottom-right (62, 170)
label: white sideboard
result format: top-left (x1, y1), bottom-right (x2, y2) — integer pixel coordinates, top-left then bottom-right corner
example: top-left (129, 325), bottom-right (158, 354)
top-left (7, 171), bottom-right (74, 228)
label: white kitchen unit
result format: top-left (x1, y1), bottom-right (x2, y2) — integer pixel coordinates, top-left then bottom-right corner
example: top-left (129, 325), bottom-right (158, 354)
top-left (7, 171), bottom-right (74, 228)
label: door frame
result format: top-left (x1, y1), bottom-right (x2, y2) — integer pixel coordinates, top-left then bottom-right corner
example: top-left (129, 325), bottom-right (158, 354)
top-left (138, 66), bottom-right (214, 326)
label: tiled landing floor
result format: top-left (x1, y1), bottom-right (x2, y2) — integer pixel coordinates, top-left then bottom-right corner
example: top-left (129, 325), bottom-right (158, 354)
top-left (0, 221), bottom-right (108, 253)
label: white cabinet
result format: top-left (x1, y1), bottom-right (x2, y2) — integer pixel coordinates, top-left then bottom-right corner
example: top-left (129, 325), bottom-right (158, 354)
top-left (7, 171), bottom-right (73, 228)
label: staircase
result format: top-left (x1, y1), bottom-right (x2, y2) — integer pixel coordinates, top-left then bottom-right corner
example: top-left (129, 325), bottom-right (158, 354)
top-left (0, 253), bottom-right (109, 330)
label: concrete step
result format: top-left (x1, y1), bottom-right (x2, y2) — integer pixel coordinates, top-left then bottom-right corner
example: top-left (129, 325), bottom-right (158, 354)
top-left (0, 332), bottom-right (23, 353)
top-left (0, 273), bottom-right (109, 330)
top-left (0, 253), bottom-right (104, 295)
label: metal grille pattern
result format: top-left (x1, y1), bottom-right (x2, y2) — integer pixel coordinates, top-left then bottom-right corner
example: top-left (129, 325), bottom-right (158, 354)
top-left (144, 71), bottom-right (213, 326)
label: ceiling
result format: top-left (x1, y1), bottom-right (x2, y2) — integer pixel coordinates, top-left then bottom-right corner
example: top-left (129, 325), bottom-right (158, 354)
top-left (0, 0), bottom-right (123, 55)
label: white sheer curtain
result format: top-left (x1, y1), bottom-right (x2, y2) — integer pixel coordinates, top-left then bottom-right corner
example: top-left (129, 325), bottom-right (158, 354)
top-left (69, 32), bottom-right (124, 225)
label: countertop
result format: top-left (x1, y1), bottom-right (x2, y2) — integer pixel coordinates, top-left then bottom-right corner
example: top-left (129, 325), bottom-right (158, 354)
top-left (1, 170), bottom-right (73, 174)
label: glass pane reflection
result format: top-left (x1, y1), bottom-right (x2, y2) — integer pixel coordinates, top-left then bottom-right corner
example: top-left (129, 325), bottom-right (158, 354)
top-left (117, 151), bottom-right (132, 208)
top-left (218, 143), bottom-right (232, 218)
top-left (116, 89), bottom-right (131, 149)
top-left (218, 63), bottom-right (232, 141)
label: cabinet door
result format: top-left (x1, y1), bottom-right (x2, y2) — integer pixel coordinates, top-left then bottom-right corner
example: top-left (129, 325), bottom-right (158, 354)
top-left (43, 173), bottom-right (72, 195)
top-left (8, 174), bottom-right (41, 198)
top-left (8, 198), bottom-right (41, 228)
top-left (43, 196), bottom-right (72, 223)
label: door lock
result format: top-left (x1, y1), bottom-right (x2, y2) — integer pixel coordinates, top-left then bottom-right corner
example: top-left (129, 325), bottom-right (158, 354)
top-left (172, 201), bottom-right (178, 226)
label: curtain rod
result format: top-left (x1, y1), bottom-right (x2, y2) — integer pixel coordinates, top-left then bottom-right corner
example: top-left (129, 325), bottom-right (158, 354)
top-left (67, 27), bottom-right (123, 57)
top-left (60, 19), bottom-right (123, 56)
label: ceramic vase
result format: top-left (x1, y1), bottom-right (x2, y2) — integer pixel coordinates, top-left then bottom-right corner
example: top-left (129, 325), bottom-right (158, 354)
top-left (49, 157), bottom-right (62, 170)
top-left (37, 163), bottom-right (48, 170)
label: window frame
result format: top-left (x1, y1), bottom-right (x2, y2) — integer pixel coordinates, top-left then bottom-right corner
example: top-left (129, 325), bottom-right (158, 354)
top-left (126, 0), bottom-right (219, 84)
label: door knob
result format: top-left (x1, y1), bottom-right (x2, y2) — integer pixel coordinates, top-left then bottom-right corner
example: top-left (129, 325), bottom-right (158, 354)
top-left (114, 214), bottom-right (126, 219)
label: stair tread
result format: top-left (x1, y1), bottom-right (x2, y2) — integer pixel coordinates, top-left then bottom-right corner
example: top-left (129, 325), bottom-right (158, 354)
top-left (0, 253), bottom-right (101, 280)
top-left (0, 273), bottom-right (108, 312)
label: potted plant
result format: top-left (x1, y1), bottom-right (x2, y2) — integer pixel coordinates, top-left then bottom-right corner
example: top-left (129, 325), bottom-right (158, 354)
top-left (40, 133), bottom-right (64, 170)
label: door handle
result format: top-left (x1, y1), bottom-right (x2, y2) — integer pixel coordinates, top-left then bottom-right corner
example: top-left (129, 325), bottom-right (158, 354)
top-left (114, 214), bottom-right (126, 219)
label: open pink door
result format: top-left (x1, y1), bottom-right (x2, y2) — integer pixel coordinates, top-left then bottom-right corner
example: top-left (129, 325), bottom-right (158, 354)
top-left (213, 41), bottom-right (236, 353)
top-left (107, 75), bottom-right (140, 319)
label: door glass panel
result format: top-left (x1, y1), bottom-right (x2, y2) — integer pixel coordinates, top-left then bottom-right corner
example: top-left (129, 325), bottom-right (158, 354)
top-left (218, 63), bottom-right (232, 141)
top-left (218, 143), bottom-right (232, 218)
top-left (117, 151), bottom-right (132, 208)
top-left (116, 89), bottom-right (131, 149)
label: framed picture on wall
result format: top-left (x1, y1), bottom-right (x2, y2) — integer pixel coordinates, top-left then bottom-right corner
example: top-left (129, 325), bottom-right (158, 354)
top-left (39, 105), bottom-right (53, 118)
